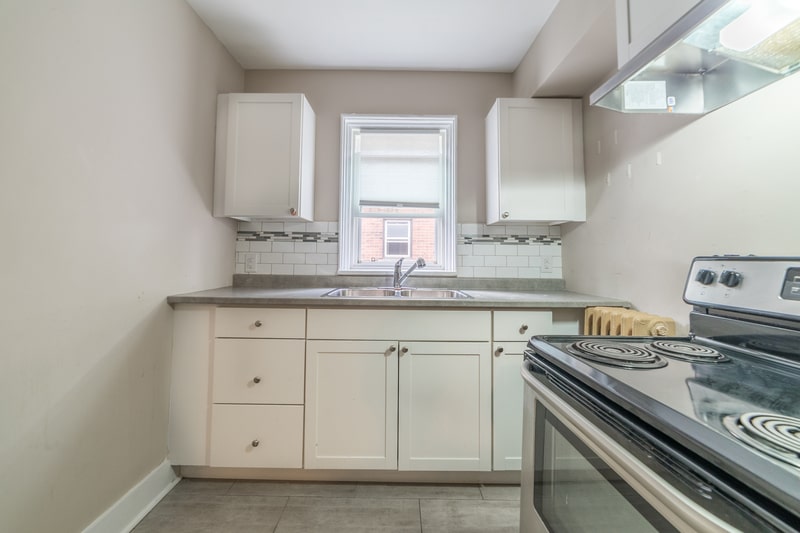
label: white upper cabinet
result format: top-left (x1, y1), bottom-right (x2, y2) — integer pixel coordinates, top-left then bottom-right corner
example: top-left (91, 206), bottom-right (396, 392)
top-left (615, 0), bottom-right (702, 67)
top-left (485, 98), bottom-right (585, 225)
top-left (214, 93), bottom-right (315, 221)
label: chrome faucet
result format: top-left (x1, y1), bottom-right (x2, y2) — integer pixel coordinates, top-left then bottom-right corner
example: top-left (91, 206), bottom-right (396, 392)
top-left (393, 257), bottom-right (426, 289)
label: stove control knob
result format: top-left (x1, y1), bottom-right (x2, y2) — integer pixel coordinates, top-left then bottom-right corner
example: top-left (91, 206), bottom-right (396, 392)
top-left (695, 269), bottom-right (716, 285)
top-left (719, 270), bottom-right (742, 288)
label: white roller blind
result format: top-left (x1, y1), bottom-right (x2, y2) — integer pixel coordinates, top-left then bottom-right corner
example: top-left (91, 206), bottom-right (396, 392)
top-left (356, 130), bottom-right (444, 207)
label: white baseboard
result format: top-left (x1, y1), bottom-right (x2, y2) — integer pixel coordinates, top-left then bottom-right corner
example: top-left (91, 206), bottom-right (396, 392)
top-left (83, 459), bottom-right (180, 533)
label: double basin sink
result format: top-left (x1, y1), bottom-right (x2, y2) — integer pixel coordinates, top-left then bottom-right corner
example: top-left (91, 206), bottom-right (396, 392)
top-left (324, 287), bottom-right (470, 300)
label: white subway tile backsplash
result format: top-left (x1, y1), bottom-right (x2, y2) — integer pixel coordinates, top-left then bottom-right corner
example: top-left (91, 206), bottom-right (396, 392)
top-left (472, 244), bottom-right (496, 256)
top-left (236, 221), bottom-right (561, 279)
top-left (260, 222), bottom-right (284, 232)
top-left (507, 256), bottom-right (529, 267)
top-left (462, 255), bottom-right (484, 267)
top-left (494, 246), bottom-right (518, 256)
top-left (249, 241), bottom-right (271, 253)
top-left (457, 266), bottom-right (475, 277)
top-left (496, 267), bottom-right (518, 278)
top-left (272, 264), bottom-right (294, 275)
top-left (305, 253), bottom-right (328, 265)
top-left (485, 256), bottom-right (507, 267)
top-left (293, 264), bottom-right (317, 275)
top-left (316, 242), bottom-right (338, 254)
top-left (272, 242), bottom-right (295, 253)
top-left (284, 253), bottom-right (306, 264)
top-left (316, 264), bottom-right (337, 276)
top-left (519, 267), bottom-right (542, 278)
top-left (259, 252), bottom-right (282, 263)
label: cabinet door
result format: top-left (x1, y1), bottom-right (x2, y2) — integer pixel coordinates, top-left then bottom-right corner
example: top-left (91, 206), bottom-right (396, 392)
top-left (398, 341), bottom-right (491, 471)
top-left (492, 341), bottom-right (528, 470)
top-left (616, 0), bottom-right (702, 66)
top-left (214, 93), bottom-right (315, 220)
top-left (487, 98), bottom-right (585, 224)
top-left (305, 340), bottom-right (399, 469)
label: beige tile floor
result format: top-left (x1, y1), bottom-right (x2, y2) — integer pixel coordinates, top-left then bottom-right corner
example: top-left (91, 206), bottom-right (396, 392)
top-left (133, 479), bottom-right (521, 533)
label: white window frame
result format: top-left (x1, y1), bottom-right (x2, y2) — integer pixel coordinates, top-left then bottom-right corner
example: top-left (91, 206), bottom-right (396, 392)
top-left (338, 114), bottom-right (457, 275)
top-left (384, 219), bottom-right (411, 258)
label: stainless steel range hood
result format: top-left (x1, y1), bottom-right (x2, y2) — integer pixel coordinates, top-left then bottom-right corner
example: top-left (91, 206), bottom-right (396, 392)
top-left (591, 0), bottom-right (800, 114)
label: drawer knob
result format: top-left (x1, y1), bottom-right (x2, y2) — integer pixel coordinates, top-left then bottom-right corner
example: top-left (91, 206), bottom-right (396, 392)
top-left (502, 211), bottom-right (510, 219)
top-left (400, 346), bottom-right (409, 354)
top-left (289, 208), bottom-right (297, 216)
top-left (254, 320), bottom-right (263, 328)
top-left (251, 439), bottom-right (260, 448)
top-left (253, 376), bottom-right (262, 384)
top-left (495, 346), bottom-right (504, 356)
top-left (388, 346), bottom-right (396, 353)
top-left (520, 324), bottom-right (529, 333)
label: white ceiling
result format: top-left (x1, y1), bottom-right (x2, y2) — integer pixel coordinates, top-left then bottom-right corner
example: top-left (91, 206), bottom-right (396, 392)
top-left (185, 0), bottom-right (560, 72)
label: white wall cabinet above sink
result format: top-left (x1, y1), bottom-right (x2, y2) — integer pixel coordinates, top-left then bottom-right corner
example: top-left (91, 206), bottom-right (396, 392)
top-left (485, 98), bottom-right (585, 225)
top-left (214, 93), bottom-right (315, 221)
top-left (615, 0), bottom-right (702, 67)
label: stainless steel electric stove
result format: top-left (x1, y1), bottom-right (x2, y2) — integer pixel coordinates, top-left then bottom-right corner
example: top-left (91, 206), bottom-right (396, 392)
top-left (521, 256), bottom-right (800, 532)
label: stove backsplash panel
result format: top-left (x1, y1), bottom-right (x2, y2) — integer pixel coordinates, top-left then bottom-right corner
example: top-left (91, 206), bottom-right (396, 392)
top-left (235, 221), bottom-right (563, 279)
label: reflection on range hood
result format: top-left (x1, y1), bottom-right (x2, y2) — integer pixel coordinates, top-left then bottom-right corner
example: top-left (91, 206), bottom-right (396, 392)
top-left (591, 0), bottom-right (800, 114)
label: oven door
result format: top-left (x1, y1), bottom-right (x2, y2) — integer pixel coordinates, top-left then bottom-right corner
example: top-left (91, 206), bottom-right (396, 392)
top-left (520, 362), bottom-right (750, 533)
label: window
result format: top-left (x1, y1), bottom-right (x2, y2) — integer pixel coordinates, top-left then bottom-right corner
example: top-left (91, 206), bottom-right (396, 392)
top-left (384, 220), bottom-right (411, 257)
top-left (339, 115), bottom-right (456, 275)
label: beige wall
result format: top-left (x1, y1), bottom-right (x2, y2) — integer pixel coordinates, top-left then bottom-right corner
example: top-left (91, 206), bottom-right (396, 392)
top-left (563, 73), bottom-right (800, 331)
top-left (0, 1), bottom-right (243, 531)
top-left (245, 70), bottom-right (513, 222)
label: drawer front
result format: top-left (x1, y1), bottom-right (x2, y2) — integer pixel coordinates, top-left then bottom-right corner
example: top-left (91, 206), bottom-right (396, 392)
top-left (493, 311), bottom-right (553, 341)
top-left (213, 339), bottom-right (305, 404)
top-left (307, 309), bottom-right (491, 341)
top-left (210, 404), bottom-right (304, 468)
top-left (215, 307), bottom-right (305, 338)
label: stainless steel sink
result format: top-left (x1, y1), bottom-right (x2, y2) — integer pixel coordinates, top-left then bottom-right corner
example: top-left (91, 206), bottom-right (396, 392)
top-left (323, 288), bottom-right (470, 299)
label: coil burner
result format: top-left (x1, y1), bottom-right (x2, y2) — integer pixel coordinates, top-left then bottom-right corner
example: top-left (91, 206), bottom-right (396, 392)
top-left (647, 340), bottom-right (728, 363)
top-left (723, 412), bottom-right (800, 468)
top-left (566, 340), bottom-right (667, 369)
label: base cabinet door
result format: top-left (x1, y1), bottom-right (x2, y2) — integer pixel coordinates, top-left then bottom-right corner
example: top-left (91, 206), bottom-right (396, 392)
top-left (492, 341), bottom-right (528, 470)
top-left (210, 404), bottom-right (303, 468)
top-left (305, 340), bottom-right (399, 469)
top-left (398, 341), bottom-right (492, 471)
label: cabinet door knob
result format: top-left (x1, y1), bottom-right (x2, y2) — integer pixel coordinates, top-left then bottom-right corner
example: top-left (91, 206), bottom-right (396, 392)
top-left (251, 439), bottom-right (260, 447)
top-left (520, 324), bottom-right (529, 333)
top-left (502, 211), bottom-right (510, 219)
top-left (495, 346), bottom-right (504, 356)
top-left (388, 346), bottom-right (396, 353)
top-left (400, 346), bottom-right (409, 354)
top-left (289, 208), bottom-right (297, 216)
top-left (254, 320), bottom-right (263, 327)
top-left (253, 376), bottom-right (262, 384)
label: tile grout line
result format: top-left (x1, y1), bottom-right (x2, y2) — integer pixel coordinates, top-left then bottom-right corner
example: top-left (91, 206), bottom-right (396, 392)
top-left (271, 495), bottom-right (291, 533)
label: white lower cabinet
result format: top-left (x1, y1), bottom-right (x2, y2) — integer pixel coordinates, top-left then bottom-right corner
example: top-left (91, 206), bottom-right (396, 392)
top-left (305, 309), bottom-right (493, 471)
top-left (491, 341), bottom-right (529, 471)
top-left (399, 341), bottom-right (491, 471)
top-left (492, 311), bottom-right (553, 471)
top-left (304, 340), bottom-right (399, 470)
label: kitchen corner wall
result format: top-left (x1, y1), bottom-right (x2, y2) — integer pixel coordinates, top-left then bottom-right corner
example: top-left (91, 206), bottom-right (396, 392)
top-left (0, 1), bottom-right (243, 532)
top-left (235, 221), bottom-right (563, 279)
top-left (563, 73), bottom-right (800, 331)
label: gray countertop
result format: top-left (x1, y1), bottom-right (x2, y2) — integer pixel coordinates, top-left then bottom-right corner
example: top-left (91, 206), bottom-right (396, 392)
top-left (167, 285), bottom-right (629, 309)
